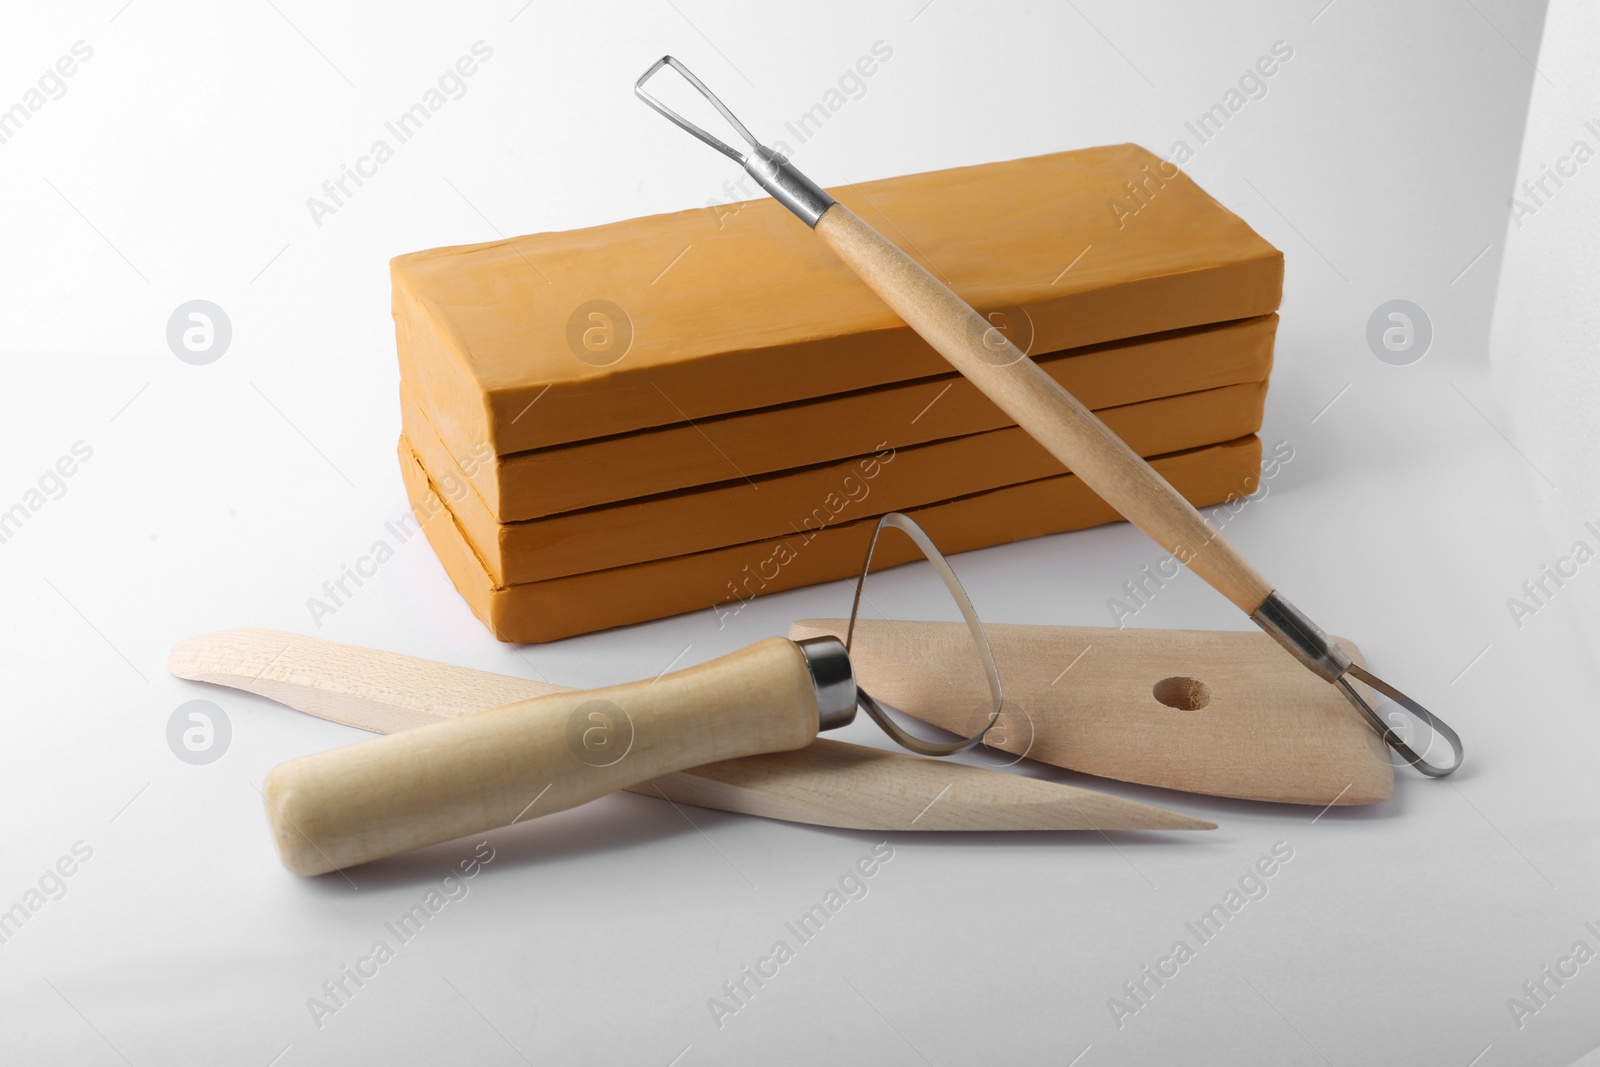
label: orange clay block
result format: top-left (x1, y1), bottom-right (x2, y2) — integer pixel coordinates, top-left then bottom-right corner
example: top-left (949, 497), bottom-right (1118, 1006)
top-left (414, 314), bottom-right (1276, 522)
top-left (405, 380), bottom-right (1268, 585)
top-left (398, 435), bottom-right (1264, 643)
top-left (392, 146), bottom-right (1282, 460)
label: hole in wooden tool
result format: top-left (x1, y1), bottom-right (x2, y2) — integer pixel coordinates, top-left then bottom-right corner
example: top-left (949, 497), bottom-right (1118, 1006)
top-left (1152, 676), bottom-right (1211, 711)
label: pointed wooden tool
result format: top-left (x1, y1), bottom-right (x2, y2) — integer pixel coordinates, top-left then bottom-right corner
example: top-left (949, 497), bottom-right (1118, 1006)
top-left (168, 629), bottom-right (1213, 833)
top-left (790, 619), bottom-right (1393, 806)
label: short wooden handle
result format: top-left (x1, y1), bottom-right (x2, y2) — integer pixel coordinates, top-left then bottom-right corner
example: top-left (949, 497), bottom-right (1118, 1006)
top-left (261, 637), bottom-right (821, 875)
top-left (813, 203), bottom-right (1274, 614)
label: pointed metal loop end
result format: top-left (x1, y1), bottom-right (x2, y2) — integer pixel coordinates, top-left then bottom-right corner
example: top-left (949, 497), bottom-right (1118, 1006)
top-left (635, 55), bottom-right (836, 226)
top-left (846, 512), bottom-right (1004, 757)
top-left (634, 55), bottom-right (759, 163)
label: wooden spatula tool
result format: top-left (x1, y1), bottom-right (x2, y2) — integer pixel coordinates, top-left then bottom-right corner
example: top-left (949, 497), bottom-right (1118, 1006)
top-left (636, 56), bottom-right (1463, 778)
top-left (790, 619), bottom-right (1391, 805)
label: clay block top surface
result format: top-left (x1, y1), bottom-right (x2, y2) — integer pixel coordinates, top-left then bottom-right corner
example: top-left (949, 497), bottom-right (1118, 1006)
top-left (393, 144), bottom-right (1281, 453)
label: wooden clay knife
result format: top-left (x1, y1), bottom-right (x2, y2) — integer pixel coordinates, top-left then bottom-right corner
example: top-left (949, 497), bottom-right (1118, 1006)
top-left (168, 628), bottom-right (1214, 839)
top-left (791, 619), bottom-right (1392, 807)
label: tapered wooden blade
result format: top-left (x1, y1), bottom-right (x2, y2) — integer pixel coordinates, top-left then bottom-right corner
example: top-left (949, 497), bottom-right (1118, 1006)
top-left (791, 619), bottom-right (1393, 806)
top-left (644, 740), bottom-right (1213, 831)
top-left (169, 629), bottom-right (1212, 832)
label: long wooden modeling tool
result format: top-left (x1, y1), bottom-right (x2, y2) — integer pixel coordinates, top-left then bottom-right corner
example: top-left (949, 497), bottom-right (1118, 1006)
top-left (636, 56), bottom-right (1462, 777)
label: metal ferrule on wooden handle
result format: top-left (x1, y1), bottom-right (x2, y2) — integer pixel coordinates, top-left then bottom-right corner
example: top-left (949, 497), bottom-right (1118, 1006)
top-left (262, 636), bottom-right (855, 876)
top-left (813, 203), bottom-right (1274, 615)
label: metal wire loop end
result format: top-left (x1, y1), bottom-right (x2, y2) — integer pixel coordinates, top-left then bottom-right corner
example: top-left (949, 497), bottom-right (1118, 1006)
top-left (635, 56), bottom-right (758, 163)
top-left (1337, 666), bottom-right (1464, 779)
top-left (845, 513), bottom-right (1004, 758)
top-left (635, 55), bottom-right (837, 226)
top-left (1251, 591), bottom-right (1463, 777)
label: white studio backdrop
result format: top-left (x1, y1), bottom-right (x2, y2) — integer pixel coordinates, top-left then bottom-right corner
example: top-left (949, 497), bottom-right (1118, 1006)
top-left (6, 2), bottom-right (1600, 1066)
top-left (1491, 0), bottom-right (1600, 654)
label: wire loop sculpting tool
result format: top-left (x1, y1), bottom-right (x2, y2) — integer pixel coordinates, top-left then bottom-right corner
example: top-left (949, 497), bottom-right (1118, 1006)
top-left (256, 513), bottom-right (1004, 875)
top-left (847, 512), bottom-right (1003, 757)
top-left (174, 628), bottom-right (1220, 842)
top-left (636, 56), bottom-right (1463, 777)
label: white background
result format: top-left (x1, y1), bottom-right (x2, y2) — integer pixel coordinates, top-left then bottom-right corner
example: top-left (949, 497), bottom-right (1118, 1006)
top-left (3, 1), bottom-right (1597, 1064)
top-left (1492, 0), bottom-right (1600, 664)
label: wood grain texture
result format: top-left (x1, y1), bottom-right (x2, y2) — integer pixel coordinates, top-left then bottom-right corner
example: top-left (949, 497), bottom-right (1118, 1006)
top-left (167, 628), bottom-right (563, 734)
top-left (260, 637), bottom-right (822, 875)
top-left (791, 619), bottom-right (1393, 806)
top-left (640, 742), bottom-right (1212, 833)
top-left (814, 202), bottom-right (1276, 615)
top-left (169, 629), bottom-right (1215, 846)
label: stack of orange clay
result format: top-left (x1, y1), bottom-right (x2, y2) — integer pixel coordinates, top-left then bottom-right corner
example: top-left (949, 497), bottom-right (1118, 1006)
top-left (391, 144), bottom-right (1282, 642)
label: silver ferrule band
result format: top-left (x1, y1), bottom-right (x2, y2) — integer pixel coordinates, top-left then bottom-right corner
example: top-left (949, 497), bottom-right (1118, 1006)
top-left (1249, 591), bottom-right (1353, 683)
top-left (797, 636), bottom-right (857, 730)
top-left (745, 146), bottom-right (836, 227)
